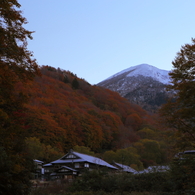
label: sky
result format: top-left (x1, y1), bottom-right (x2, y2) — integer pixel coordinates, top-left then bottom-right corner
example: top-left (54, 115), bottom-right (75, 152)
top-left (18, 0), bottom-right (195, 85)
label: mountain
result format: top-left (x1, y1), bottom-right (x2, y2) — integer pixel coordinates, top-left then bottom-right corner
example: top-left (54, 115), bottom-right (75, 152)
top-left (97, 64), bottom-right (172, 112)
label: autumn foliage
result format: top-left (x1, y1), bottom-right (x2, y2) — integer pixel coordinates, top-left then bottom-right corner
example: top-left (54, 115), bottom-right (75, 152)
top-left (24, 66), bottom-right (141, 150)
top-left (21, 65), bottom-right (171, 168)
top-left (0, 0), bottom-right (39, 194)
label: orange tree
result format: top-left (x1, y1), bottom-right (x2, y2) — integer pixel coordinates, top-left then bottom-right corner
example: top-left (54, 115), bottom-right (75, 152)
top-left (0, 0), bottom-right (39, 194)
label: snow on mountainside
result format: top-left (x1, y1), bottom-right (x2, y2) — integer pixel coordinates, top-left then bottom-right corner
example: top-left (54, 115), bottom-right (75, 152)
top-left (98, 64), bottom-right (172, 112)
top-left (105, 64), bottom-right (170, 85)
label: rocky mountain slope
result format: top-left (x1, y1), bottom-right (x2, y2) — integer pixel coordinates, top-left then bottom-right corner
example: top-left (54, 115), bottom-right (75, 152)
top-left (97, 64), bottom-right (172, 112)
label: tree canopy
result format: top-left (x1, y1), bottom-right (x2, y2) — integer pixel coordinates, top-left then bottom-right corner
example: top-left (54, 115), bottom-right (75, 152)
top-left (160, 38), bottom-right (195, 150)
top-left (0, 0), bottom-right (39, 194)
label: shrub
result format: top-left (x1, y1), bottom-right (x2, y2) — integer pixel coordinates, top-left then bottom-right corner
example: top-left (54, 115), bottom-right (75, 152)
top-left (168, 157), bottom-right (195, 194)
top-left (69, 170), bottom-right (170, 193)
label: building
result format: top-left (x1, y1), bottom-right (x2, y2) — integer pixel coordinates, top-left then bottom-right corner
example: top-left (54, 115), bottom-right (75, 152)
top-left (137, 165), bottom-right (170, 174)
top-left (112, 161), bottom-right (137, 174)
top-left (33, 159), bottom-right (44, 179)
top-left (175, 150), bottom-right (195, 159)
top-left (43, 149), bottom-right (118, 181)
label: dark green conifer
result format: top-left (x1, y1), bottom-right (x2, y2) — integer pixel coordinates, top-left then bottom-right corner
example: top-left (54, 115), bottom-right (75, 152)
top-left (72, 78), bottom-right (79, 89)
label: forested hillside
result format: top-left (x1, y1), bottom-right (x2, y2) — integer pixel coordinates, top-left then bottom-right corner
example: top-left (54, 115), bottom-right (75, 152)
top-left (21, 65), bottom-right (173, 168)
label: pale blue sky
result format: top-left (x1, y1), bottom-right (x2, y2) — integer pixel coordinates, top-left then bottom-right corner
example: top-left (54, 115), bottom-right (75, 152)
top-left (18, 0), bottom-right (195, 84)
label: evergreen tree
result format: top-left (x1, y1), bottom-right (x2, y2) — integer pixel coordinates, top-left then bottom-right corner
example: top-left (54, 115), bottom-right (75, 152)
top-left (160, 38), bottom-right (195, 150)
top-left (72, 77), bottom-right (79, 89)
top-left (0, 0), bottom-right (39, 194)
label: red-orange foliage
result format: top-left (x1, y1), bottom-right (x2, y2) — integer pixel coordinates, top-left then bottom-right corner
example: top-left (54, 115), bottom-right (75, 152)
top-left (125, 113), bottom-right (142, 130)
top-left (22, 66), bottom-right (159, 152)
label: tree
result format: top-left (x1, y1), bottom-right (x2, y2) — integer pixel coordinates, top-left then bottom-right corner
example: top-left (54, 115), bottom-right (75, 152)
top-left (115, 147), bottom-right (143, 169)
top-left (160, 38), bottom-right (195, 150)
top-left (137, 128), bottom-right (156, 140)
top-left (169, 156), bottom-right (195, 193)
top-left (73, 145), bottom-right (95, 156)
top-left (133, 139), bottom-right (163, 167)
top-left (0, 1), bottom-right (39, 194)
top-left (125, 113), bottom-right (142, 130)
top-left (102, 148), bottom-right (143, 170)
top-left (72, 77), bottom-right (79, 89)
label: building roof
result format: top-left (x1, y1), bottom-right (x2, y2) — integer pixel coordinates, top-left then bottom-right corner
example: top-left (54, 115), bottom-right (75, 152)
top-left (49, 150), bottom-right (118, 170)
top-left (50, 166), bottom-right (78, 176)
top-left (175, 150), bottom-right (195, 158)
top-left (59, 166), bottom-right (78, 172)
top-left (34, 159), bottom-right (44, 164)
top-left (137, 165), bottom-right (170, 174)
top-left (43, 163), bottom-right (54, 167)
top-left (112, 162), bottom-right (137, 173)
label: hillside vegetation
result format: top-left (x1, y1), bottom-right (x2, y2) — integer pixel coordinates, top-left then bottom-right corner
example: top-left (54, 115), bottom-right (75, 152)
top-left (22, 65), bottom-right (173, 168)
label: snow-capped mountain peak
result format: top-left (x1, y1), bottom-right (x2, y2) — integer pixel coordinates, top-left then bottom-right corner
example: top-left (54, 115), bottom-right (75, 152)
top-left (106, 64), bottom-right (170, 84)
top-left (98, 64), bottom-right (172, 112)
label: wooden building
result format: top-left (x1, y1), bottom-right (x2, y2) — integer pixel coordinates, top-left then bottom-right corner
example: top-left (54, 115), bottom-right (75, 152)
top-left (43, 149), bottom-right (118, 181)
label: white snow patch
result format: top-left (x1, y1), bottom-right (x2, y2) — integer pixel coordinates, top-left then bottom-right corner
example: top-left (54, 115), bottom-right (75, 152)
top-left (104, 64), bottom-right (171, 84)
